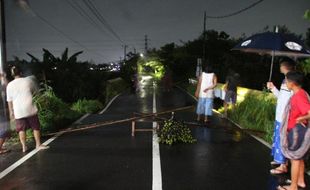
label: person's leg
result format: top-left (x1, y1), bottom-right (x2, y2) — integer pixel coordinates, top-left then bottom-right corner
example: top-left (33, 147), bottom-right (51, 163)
top-left (205, 98), bottom-right (213, 122)
top-left (0, 138), bottom-right (4, 150)
top-left (297, 160), bottom-right (306, 188)
top-left (289, 159), bottom-right (300, 190)
top-left (30, 115), bottom-right (49, 150)
top-left (33, 130), bottom-right (41, 148)
top-left (196, 98), bottom-right (204, 121)
top-left (19, 131), bottom-right (27, 152)
top-left (224, 102), bottom-right (228, 116)
top-left (271, 121), bottom-right (288, 174)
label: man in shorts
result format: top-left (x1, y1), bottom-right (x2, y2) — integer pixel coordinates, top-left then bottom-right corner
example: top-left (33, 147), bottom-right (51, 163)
top-left (6, 66), bottom-right (48, 152)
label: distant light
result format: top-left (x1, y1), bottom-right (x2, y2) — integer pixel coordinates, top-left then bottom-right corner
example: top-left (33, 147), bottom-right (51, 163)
top-left (90, 67), bottom-right (94, 70)
top-left (140, 53), bottom-right (144, 57)
top-left (52, 67), bottom-right (57, 70)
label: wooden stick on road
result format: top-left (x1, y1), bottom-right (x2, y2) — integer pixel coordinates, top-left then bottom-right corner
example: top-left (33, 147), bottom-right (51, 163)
top-left (44, 105), bottom-right (195, 137)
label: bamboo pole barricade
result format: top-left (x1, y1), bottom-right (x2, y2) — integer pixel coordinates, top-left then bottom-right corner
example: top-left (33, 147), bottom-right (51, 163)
top-left (44, 105), bottom-right (194, 137)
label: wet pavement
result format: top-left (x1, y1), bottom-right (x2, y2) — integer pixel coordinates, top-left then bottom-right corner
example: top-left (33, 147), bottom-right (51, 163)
top-left (0, 81), bottom-right (309, 190)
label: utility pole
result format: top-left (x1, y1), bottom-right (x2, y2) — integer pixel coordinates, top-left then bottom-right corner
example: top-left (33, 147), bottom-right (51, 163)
top-left (202, 11), bottom-right (207, 65)
top-left (123, 45), bottom-right (128, 61)
top-left (144, 35), bottom-right (148, 54)
top-left (0, 0), bottom-right (8, 122)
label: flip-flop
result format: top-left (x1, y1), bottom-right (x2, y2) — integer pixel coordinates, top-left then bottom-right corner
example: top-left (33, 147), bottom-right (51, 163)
top-left (0, 149), bottom-right (10, 155)
top-left (270, 168), bottom-right (287, 175)
top-left (270, 161), bottom-right (280, 165)
top-left (277, 185), bottom-right (289, 190)
top-left (284, 179), bottom-right (306, 189)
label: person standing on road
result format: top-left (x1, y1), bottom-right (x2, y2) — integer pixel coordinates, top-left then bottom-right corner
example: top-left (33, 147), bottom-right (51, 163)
top-left (0, 73), bottom-right (10, 154)
top-left (223, 72), bottom-right (240, 116)
top-left (195, 66), bottom-right (217, 123)
top-left (6, 66), bottom-right (49, 153)
top-left (267, 58), bottom-right (295, 175)
top-left (278, 71), bottom-right (310, 190)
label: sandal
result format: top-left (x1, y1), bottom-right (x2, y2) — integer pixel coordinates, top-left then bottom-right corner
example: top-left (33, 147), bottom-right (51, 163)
top-left (277, 185), bottom-right (289, 190)
top-left (270, 168), bottom-right (287, 175)
top-left (270, 161), bottom-right (280, 165)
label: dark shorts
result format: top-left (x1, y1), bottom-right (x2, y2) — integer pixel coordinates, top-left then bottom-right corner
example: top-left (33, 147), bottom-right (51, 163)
top-left (15, 115), bottom-right (40, 133)
top-left (224, 90), bottom-right (237, 104)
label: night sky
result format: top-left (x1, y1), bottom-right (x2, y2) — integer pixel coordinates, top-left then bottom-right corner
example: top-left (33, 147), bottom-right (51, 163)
top-left (5, 0), bottom-right (310, 63)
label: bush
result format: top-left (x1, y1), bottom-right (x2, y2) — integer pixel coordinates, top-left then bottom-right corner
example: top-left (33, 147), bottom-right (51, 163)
top-left (71, 99), bottom-right (104, 114)
top-left (104, 78), bottom-right (128, 104)
top-left (158, 119), bottom-right (196, 145)
top-left (34, 86), bottom-right (81, 133)
top-left (227, 91), bottom-right (276, 143)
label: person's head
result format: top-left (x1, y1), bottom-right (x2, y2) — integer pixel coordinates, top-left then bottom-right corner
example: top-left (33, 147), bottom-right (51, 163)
top-left (10, 65), bottom-right (22, 78)
top-left (279, 57), bottom-right (295, 74)
top-left (204, 65), bottom-right (214, 73)
top-left (286, 71), bottom-right (304, 90)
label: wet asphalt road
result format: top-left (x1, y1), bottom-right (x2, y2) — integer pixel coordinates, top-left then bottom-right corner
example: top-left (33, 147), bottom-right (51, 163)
top-left (0, 82), bottom-right (308, 190)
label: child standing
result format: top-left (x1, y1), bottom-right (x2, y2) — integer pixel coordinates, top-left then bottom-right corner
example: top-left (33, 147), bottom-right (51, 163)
top-left (195, 66), bottom-right (217, 123)
top-left (267, 58), bottom-right (295, 174)
top-left (278, 71), bottom-right (310, 190)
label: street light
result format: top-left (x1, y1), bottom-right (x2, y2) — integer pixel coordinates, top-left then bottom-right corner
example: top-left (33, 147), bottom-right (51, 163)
top-left (140, 53), bottom-right (144, 58)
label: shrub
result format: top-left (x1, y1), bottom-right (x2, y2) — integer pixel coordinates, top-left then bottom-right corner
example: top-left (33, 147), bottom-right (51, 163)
top-left (34, 86), bottom-right (81, 133)
top-left (158, 119), bottom-right (196, 145)
top-left (71, 99), bottom-right (104, 114)
top-left (104, 78), bottom-right (128, 104)
top-left (227, 91), bottom-right (276, 143)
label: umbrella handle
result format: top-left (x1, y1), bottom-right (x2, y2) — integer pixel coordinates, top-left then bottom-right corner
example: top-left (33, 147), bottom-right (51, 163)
top-left (268, 51), bottom-right (275, 81)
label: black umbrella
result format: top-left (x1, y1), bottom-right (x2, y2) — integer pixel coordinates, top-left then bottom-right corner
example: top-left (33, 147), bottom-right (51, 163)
top-left (232, 31), bottom-right (310, 81)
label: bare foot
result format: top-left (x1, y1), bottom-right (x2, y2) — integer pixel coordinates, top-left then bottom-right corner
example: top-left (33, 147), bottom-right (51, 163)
top-left (22, 146), bottom-right (28, 153)
top-left (36, 145), bottom-right (49, 150)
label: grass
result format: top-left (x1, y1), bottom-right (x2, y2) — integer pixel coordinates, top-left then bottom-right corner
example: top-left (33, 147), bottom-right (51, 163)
top-left (225, 91), bottom-right (276, 143)
top-left (71, 99), bottom-right (103, 114)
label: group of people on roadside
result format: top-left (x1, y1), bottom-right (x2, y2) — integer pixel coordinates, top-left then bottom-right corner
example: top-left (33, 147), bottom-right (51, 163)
top-left (268, 58), bottom-right (310, 190)
top-left (0, 65), bottom-right (48, 155)
top-left (194, 58), bottom-right (310, 190)
top-left (194, 65), bottom-right (239, 123)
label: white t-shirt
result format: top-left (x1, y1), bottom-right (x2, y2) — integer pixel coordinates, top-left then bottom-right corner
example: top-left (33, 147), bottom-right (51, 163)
top-left (6, 77), bottom-right (38, 119)
top-left (271, 79), bottom-right (293, 122)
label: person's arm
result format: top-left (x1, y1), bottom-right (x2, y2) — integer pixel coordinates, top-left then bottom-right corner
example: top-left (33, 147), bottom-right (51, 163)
top-left (195, 76), bottom-right (202, 98)
top-left (296, 94), bottom-right (310, 127)
top-left (296, 110), bottom-right (310, 127)
top-left (267, 82), bottom-right (279, 97)
top-left (8, 101), bottom-right (14, 120)
top-left (204, 75), bottom-right (217, 92)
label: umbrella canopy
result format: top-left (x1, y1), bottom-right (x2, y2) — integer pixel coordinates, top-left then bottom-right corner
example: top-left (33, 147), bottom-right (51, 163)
top-left (232, 32), bottom-right (310, 81)
top-left (232, 32), bottom-right (310, 57)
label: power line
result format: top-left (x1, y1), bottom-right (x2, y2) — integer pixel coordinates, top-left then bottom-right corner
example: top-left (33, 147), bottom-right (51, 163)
top-left (82, 0), bottom-right (124, 44)
top-left (205, 0), bottom-right (265, 19)
top-left (66, 0), bottom-right (110, 37)
top-left (28, 7), bottom-right (107, 60)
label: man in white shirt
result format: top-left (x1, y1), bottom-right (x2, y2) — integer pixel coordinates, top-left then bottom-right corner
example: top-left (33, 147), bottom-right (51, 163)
top-left (6, 66), bottom-right (48, 152)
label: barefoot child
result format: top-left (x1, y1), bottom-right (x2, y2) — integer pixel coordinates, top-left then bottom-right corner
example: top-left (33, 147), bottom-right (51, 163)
top-left (278, 71), bottom-right (310, 190)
